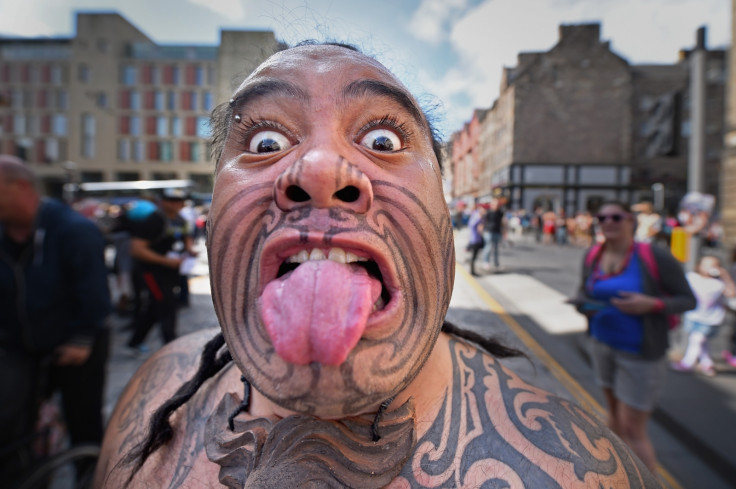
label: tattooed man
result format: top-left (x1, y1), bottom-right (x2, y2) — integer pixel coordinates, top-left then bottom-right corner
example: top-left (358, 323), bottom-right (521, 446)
top-left (94, 44), bottom-right (662, 488)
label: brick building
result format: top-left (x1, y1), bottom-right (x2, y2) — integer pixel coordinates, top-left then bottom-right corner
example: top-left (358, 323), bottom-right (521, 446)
top-left (451, 23), bottom-right (726, 215)
top-left (0, 12), bottom-right (283, 197)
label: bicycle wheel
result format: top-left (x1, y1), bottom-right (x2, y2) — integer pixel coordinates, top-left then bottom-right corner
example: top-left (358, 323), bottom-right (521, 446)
top-left (16, 444), bottom-right (100, 489)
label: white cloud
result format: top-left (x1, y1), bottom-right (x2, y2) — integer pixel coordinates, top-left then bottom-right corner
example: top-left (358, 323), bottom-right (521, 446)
top-left (187, 0), bottom-right (245, 19)
top-left (422, 0), bottom-right (730, 132)
top-left (407, 0), bottom-right (469, 44)
top-left (0, 0), bottom-right (58, 37)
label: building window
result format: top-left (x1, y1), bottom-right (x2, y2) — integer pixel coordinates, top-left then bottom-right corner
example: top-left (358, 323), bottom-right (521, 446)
top-left (189, 141), bottom-right (200, 162)
top-left (28, 115), bottom-right (39, 136)
top-left (148, 141), bottom-right (159, 160)
top-left (11, 89), bottom-right (22, 109)
top-left (144, 90), bottom-right (154, 110)
top-left (45, 138), bottom-right (59, 161)
top-left (133, 140), bottom-right (144, 162)
top-left (190, 91), bottom-right (198, 111)
top-left (50, 65), bottom-right (62, 84)
top-left (118, 139), bottom-right (130, 161)
top-left (52, 114), bottom-right (67, 136)
top-left (146, 116), bottom-right (156, 135)
top-left (156, 116), bottom-right (167, 137)
top-left (37, 90), bottom-right (47, 109)
top-left (195, 65), bottom-right (204, 86)
top-left (14, 114), bottom-right (26, 135)
top-left (141, 64), bottom-right (153, 84)
top-left (151, 66), bottom-right (161, 84)
top-left (171, 116), bottom-right (182, 137)
top-left (160, 141), bottom-right (173, 162)
top-left (119, 116), bottom-right (130, 135)
top-left (130, 90), bottom-right (141, 110)
top-left (97, 92), bottom-right (108, 108)
top-left (122, 65), bottom-right (137, 85)
top-left (29, 65), bottom-right (40, 83)
top-left (57, 90), bottom-right (68, 110)
top-left (185, 116), bottom-right (196, 136)
top-left (78, 64), bottom-right (90, 83)
top-left (154, 90), bottom-right (164, 111)
top-left (185, 64), bottom-right (196, 85)
top-left (167, 90), bottom-right (176, 110)
top-left (82, 114), bottom-right (96, 158)
top-left (119, 90), bottom-right (131, 109)
top-left (180, 91), bottom-right (191, 110)
top-left (196, 116), bottom-right (210, 138)
top-left (130, 116), bottom-right (141, 136)
top-left (203, 91), bottom-right (213, 112)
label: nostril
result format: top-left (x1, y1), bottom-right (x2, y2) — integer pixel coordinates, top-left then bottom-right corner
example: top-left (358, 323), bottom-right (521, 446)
top-left (334, 186), bottom-right (360, 203)
top-left (285, 185), bottom-right (310, 202)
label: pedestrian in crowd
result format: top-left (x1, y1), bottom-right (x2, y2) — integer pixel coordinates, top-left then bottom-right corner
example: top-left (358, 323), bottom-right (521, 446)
top-left (576, 210), bottom-right (594, 247)
top-left (94, 42), bottom-right (662, 489)
top-left (466, 203), bottom-right (485, 276)
top-left (482, 199), bottom-right (504, 270)
top-left (722, 247), bottom-right (736, 368)
top-left (542, 208), bottom-right (557, 245)
top-left (671, 255), bottom-right (736, 376)
top-left (532, 206), bottom-right (544, 242)
top-left (125, 187), bottom-right (195, 355)
top-left (575, 200), bottom-right (695, 472)
top-left (178, 199), bottom-right (199, 307)
top-left (555, 208), bottom-right (568, 245)
top-left (634, 201), bottom-right (661, 244)
top-left (0, 155), bottom-right (111, 483)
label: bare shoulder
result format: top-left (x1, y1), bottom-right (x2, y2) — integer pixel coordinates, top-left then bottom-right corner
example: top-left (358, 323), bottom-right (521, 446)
top-left (396, 337), bottom-right (662, 488)
top-left (94, 328), bottom-right (228, 488)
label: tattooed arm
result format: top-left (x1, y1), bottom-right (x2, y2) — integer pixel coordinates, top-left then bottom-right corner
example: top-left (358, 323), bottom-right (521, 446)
top-left (393, 337), bottom-right (662, 488)
top-left (93, 328), bottom-right (229, 489)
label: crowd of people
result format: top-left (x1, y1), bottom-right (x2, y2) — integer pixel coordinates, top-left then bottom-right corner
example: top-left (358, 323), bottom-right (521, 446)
top-left (0, 153), bottom-right (209, 486)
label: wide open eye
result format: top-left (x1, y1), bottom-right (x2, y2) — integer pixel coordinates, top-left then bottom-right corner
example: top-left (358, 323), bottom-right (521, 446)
top-left (359, 128), bottom-right (402, 152)
top-left (249, 130), bottom-right (292, 153)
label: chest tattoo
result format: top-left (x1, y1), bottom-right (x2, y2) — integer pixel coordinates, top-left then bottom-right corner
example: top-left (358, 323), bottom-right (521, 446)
top-left (198, 339), bottom-right (657, 488)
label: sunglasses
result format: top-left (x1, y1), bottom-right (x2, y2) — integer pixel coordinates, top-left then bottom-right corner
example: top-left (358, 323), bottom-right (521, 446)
top-left (596, 213), bottom-right (627, 223)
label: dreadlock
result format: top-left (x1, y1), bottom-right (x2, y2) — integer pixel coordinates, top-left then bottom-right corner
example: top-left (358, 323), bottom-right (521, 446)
top-left (440, 320), bottom-right (526, 359)
top-left (123, 332), bottom-right (232, 483)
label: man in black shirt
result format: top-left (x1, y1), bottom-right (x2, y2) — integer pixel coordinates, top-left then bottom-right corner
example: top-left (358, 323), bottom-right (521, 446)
top-left (482, 199), bottom-right (505, 269)
top-left (126, 188), bottom-right (193, 353)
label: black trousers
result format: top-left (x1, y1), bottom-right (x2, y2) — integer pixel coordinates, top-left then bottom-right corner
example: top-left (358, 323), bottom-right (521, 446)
top-left (128, 271), bottom-right (179, 347)
top-left (49, 327), bottom-right (110, 446)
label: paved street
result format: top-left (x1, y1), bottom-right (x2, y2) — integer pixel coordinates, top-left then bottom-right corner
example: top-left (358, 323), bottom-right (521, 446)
top-left (102, 232), bottom-right (735, 489)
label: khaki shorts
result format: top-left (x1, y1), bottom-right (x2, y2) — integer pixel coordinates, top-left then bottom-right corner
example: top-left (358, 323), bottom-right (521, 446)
top-left (590, 338), bottom-right (667, 412)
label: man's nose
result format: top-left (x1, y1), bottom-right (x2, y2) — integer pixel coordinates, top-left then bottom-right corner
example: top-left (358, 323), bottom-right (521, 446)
top-left (273, 149), bottom-right (373, 214)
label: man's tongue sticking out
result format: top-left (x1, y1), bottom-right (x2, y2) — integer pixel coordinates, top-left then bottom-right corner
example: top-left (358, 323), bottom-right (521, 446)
top-left (259, 259), bottom-right (382, 365)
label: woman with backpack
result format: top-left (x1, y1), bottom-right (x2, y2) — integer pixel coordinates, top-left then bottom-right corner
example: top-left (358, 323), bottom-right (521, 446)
top-left (575, 201), bottom-right (695, 473)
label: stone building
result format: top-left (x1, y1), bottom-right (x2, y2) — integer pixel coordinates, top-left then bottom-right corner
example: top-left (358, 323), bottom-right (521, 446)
top-left (722, 0), bottom-right (736, 253)
top-left (450, 108), bottom-right (486, 203)
top-left (451, 22), bottom-right (726, 215)
top-left (0, 12), bottom-right (283, 197)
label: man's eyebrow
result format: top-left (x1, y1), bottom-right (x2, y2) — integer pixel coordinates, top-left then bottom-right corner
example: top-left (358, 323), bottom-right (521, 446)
top-left (343, 79), bottom-right (427, 129)
top-left (230, 78), bottom-right (309, 110)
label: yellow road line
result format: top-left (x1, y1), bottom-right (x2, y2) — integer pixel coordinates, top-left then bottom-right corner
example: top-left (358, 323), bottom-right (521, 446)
top-left (456, 264), bottom-right (684, 489)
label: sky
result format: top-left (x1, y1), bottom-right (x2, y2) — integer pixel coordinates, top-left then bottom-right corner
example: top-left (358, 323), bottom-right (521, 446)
top-left (0, 0), bottom-right (730, 138)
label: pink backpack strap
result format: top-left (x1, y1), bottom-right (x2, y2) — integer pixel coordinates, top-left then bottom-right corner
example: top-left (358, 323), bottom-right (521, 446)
top-left (585, 243), bottom-right (603, 268)
top-left (636, 242), bottom-right (660, 283)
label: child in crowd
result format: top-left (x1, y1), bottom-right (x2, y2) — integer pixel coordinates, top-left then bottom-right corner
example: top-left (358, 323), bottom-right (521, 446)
top-left (672, 255), bottom-right (736, 376)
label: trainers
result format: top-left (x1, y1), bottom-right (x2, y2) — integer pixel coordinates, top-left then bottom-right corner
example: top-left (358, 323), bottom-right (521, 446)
top-left (670, 360), bottom-right (693, 373)
top-left (698, 364), bottom-right (716, 377)
top-left (722, 350), bottom-right (736, 368)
